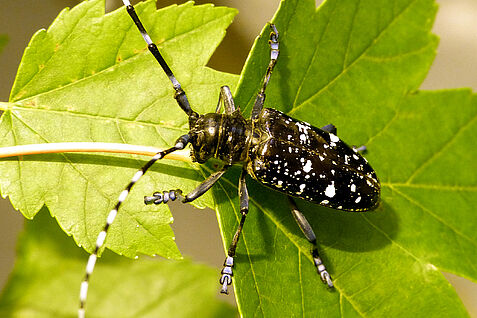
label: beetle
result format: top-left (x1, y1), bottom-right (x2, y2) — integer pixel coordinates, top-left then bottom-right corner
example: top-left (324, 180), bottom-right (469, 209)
top-left (78, 1), bottom-right (380, 317)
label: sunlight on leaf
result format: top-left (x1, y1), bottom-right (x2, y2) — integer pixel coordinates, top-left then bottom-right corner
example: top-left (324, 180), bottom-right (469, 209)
top-left (0, 0), bottom-right (238, 258)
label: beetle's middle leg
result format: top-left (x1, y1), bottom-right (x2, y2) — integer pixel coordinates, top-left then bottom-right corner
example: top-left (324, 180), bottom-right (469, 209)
top-left (288, 197), bottom-right (334, 288)
top-left (320, 124), bottom-right (367, 153)
top-left (219, 167), bottom-right (249, 294)
top-left (321, 125), bottom-right (367, 153)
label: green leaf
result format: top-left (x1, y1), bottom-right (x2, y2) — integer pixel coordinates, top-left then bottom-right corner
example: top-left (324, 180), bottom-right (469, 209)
top-left (219, 0), bottom-right (475, 316)
top-left (0, 0), bottom-right (238, 258)
top-left (0, 207), bottom-right (236, 317)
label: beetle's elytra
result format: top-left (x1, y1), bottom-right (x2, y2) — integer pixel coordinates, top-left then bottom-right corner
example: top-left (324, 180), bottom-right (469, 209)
top-left (187, 106), bottom-right (380, 211)
top-left (78, 1), bottom-right (380, 317)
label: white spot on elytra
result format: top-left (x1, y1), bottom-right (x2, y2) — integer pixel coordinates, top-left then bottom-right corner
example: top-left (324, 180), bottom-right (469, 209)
top-left (296, 121), bottom-right (310, 133)
top-left (299, 184), bottom-right (306, 191)
top-left (353, 154), bottom-right (359, 160)
top-left (350, 184), bottom-right (356, 192)
top-left (329, 133), bottom-right (339, 143)
top-left (208, 127), bottom-right (215, 135)
top-left (324, 182), bottom-right (336, 198)
top-left (355, 196), bottom-right (361, 203)
top-left (303, 160), bottom-right (312, 173)
top-left (320, 200), bottom-right (329, 205)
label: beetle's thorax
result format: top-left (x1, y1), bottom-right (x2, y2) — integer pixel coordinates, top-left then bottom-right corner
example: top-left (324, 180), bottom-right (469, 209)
top-left (189, 110), bottom-right (251, 164)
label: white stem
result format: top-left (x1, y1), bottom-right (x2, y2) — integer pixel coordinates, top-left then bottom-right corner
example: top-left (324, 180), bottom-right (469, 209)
top-left (0, 142), bottom-right (191, 162)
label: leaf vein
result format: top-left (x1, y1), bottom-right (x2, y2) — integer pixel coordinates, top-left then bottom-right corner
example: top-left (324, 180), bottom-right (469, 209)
top-left (10, 105), bottom-right (186, 134)
top-left (291, 1), bottom-right (335, 110)
top-left (290, 0), bottom-right (418, 115)
top-left (391, 186), bottom-right (477, 249)
top-left (405, 108), bottom-right (477, 184)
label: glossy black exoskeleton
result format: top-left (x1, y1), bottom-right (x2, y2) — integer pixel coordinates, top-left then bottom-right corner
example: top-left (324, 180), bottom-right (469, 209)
top-left (79, 2), bottom-right (380, 316)
top-left (187, 106), bottom-right (379, 211)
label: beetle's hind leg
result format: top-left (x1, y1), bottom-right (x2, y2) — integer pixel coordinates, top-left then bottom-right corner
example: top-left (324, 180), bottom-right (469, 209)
top-left (352, 145), bottom-right (367, 153)
top-left (321, 124), bottom-right (337, 135)
top-left (288, 197), bottom-right (334, 288)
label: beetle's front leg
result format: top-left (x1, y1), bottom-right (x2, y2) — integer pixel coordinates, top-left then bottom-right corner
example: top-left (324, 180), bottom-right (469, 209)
top-left (144, 165), bottom-right (230, 205)
top-left (219, 167), bottom-right (249, 294)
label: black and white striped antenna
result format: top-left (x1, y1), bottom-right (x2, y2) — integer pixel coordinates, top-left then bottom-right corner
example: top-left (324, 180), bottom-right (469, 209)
top-left (78, 1), bottom-right (197, 316)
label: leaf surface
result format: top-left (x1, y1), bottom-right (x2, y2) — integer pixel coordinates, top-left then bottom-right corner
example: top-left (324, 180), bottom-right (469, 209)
top-left (0, 0), bottom-right (238, 258)
top-left (0, 207), bottom-right (236, 317)
top-left (217, 0), bottom-right (476, 316)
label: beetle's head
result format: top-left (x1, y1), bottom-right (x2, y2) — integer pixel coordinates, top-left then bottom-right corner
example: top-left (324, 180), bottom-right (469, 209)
top-left (188, 113), bottom-right (221, 163)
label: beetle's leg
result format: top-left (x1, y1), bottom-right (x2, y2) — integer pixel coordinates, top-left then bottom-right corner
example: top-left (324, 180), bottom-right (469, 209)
top-left (219, 167), bottom-right (249, 294)
top-left (215, 86), bottom-right (236, 114)
top-left (79, 134), bottom-right (190, 318)
top-left (352, 145), bottom-right (367, 153)
top-left (122, 1), bottom-right (197, 118)
top-left (288, 197), bottom-right (334, 288)
top-left (321, 124), bottom-right (337, 135)
top-left (144, 165), bottom-right (230, 205)
top-left (251, 24), bottom-right (279, 120)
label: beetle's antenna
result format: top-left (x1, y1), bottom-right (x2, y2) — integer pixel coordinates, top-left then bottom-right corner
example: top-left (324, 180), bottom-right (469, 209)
top-left (122, 0), bottom-right (197, 118)
top-left (78, 135), bottom-right (190, 318)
